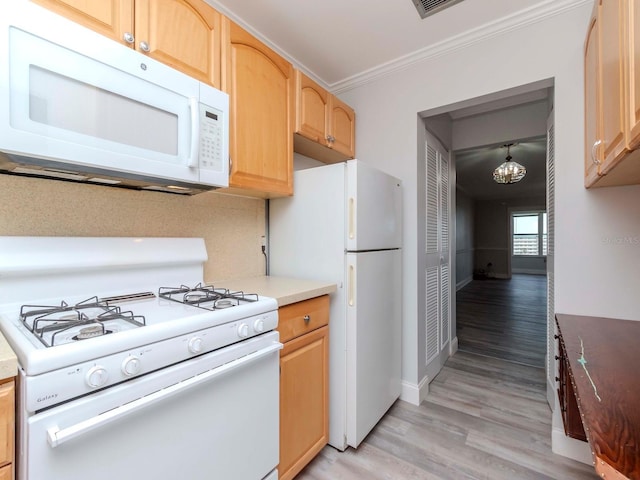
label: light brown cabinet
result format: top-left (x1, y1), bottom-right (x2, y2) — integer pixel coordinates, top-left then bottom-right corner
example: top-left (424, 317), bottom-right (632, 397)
top-left (277, 295), bottom-right (329, 480)
top-left (0, 380), bottom-right (14, 479)
top-left (31, 0), bottom-right (133, 43)
top-left (294, 70), bottom-right (356, 164)
top-left (584, 0), bottom-right (640, 187)
top-left (0, 465), bottom-right (11, 480)
top-left (222, 19), bottom-right (294, 197)
top-left (31, 0), bottom-right (221, 88)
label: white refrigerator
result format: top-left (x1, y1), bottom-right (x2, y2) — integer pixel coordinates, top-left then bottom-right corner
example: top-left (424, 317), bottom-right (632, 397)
top-left (269, 160), bottom-right (402, 450)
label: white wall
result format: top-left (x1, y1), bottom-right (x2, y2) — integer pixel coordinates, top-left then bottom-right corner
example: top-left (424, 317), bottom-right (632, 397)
top-left (337, 3), bottom-right (640, 399)
top-left (456, 188), bottom-right (474, 289)
top-left (512, 255), bottom-right (547, 274)
top-left (474, 197), bottom-right (546, 278)
top-left (474, 200), bottom-right (510, 278)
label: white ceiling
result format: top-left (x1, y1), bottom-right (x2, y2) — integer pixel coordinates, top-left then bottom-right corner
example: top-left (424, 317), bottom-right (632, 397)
top-left (206, 0), bottom-right (565, 89)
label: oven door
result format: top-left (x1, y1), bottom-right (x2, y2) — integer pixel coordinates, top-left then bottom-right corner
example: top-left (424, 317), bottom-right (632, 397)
top-left (20, 332), bottom-right (281, 480)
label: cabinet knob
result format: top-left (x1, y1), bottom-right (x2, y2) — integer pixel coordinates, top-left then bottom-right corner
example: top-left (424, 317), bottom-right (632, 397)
top-left (123, 32), bottom-right (135, 44)
top-left (555, 376), bottom-right (560, 382)
top-left (303, 315), bottom-right (311, 324)
top-left (554, 334), bottom-right (559, 340)
top-left (591, 140), bottom-right (602, 165)
top-left (326, 135), bottom-right (335, 143)
top-left (555, 355), bottom-right (560, 360)
top-left (139, 41), bottom-right (151, 53)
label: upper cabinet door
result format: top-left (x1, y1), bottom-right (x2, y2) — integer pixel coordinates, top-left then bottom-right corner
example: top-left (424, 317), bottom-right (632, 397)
top-left (584, 13), bottom-right (601, 186)
top-left (584, 0), bottom-right (640, 188)
top-left (599, 0), bottom-right (626, 171)
top-left (626, 0), bottom-right (640, 149)
top-left (295, 71), bottom-right (329, 144)
top-left (293, 69), bottom-right (356, 164)
top-left (30, 0), bottom-right (134, 45)
top-left (223, 19), bottom-right (294, 197)
top-left (134, 0), bottom-right (221, 88)
top-left (328, 96), bottom-right (355, 159)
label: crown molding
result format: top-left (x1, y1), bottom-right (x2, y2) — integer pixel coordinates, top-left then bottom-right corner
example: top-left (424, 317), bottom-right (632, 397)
top-left (203, 0), bottom-right (330, 90)
top-left (330, 0), bottom-right (592, 95)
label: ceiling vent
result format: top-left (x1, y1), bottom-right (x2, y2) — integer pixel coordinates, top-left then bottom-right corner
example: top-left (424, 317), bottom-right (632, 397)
top-left (412, 0), bottom-right (465, 19)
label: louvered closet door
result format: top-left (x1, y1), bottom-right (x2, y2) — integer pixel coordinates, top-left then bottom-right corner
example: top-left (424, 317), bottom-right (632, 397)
top-left (546, 110), bottom-right (556, 409)
top-left (425, 132), bottom-right (452, 382)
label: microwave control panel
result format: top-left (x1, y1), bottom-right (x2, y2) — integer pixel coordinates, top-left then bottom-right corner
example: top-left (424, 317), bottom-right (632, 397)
top-left (199, 104), bottom-right (223, 171)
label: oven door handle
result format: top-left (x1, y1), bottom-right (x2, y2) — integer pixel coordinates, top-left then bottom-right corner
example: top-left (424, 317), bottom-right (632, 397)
top-left (46, 342), bottom-right (282, 448)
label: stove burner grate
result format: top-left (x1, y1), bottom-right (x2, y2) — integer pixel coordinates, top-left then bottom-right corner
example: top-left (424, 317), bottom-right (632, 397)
top-left (19, 296), bottom-right (145, 347)
top-left (158, 283), bottom-right (259, 310)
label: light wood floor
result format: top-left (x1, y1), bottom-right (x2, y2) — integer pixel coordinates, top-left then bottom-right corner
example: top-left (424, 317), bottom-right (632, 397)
top-left (296, 351), bottom-right (597, 479)
top-left (296, 274), bottom-right (596, 479)
top-left (456, 274), bottom-right (547, 367)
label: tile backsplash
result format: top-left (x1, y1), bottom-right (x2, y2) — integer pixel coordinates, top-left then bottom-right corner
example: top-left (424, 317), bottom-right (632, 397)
top-left (0, 175), bottom-right (266, 281)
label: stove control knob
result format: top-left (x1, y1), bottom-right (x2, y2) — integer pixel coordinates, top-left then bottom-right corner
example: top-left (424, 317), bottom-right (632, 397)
top-left (237, 323), bottom-right (249, 338)
top-left (253, 319), bottom-right (265, 333)
top-left (188, 336), bottom-right (203, 354)
top-left (121, 356), bottom-right (141, 376)
top-left (86, 366), bottom-right (109, 388)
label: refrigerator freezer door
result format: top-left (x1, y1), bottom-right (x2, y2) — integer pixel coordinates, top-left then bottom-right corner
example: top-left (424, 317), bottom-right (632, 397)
top-left (346, 249), bottom-right (401, 448)
top-left (346, 160), bottom-right (402, 252)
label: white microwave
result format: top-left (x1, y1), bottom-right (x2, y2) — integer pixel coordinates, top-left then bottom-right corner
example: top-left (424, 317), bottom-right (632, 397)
top-left (0, 2), bottom-right (229, 194)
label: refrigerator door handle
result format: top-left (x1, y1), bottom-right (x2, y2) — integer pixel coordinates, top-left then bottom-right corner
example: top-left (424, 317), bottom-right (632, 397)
top-left (348, 264), bottom-right (355, 306)
top-left (348, 197), bottom-right (355, 240)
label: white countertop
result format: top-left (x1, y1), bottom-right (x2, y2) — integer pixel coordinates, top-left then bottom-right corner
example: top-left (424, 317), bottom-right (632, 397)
top-left (0, 332), bottom-right (17, 381)
top-left (208, 276), bottom-right (337, 307)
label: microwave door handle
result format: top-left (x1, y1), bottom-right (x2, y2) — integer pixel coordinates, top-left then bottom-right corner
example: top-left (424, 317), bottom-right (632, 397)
top-left (188, 97), bottom-right (199, 168)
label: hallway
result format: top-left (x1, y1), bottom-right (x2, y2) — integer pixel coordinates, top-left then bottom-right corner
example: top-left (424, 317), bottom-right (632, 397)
top-left (456, 274), bottom-right (547, 367)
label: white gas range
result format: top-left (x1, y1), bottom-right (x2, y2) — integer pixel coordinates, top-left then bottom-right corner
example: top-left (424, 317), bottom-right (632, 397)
top-left (0, 237), bottom-right (281, 480)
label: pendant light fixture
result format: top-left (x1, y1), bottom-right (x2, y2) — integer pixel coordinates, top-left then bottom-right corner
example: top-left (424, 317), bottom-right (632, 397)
top-left (493, 143), bottom-right (526, 184)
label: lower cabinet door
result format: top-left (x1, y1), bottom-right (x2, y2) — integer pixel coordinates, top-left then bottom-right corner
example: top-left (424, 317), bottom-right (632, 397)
top-left (0, 464), bottom-right (11, 480)
top-left (0, 380), bottom-right (14, 470)
top-left (279, 325), bottom-right (329, 480)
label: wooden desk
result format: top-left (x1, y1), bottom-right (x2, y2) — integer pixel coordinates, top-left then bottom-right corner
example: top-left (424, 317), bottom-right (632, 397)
top-left (556, 314), bottom-right (640, 480)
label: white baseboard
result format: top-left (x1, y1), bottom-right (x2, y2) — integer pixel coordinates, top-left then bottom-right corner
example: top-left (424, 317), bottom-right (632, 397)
top-left (551, 397), bottom-right (592, 465)
top-left (400, 375), bottom-right (430, 406)
top-left (450, 336), bottom-right (458, 355)
top-left (552, 427), bottom-right (592, 465)
top-left (400, 340), bottom-right (457, 406)
top-left (456, 276), bottom-right (473, 291)
top-left (512, 268), bottom-right (546, 275)
top-left (493, 273), bottom-right (510, 279)
top-left (547, 378), bottom-right (555, 411)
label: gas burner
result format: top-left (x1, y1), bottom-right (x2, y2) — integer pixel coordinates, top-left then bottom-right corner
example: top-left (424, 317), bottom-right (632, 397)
top-left (74, 325), bottom-right (112, 340)
top-left (159, 283), bottom-right (258, 310)
top-left (19, 297), bottom-right (145, 347)
top-left (214, 299), bottom-right (236, 309)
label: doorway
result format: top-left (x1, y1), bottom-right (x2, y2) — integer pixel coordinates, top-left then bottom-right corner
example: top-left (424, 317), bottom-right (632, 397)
top-left (455, 137), bottom-right (549, 368)
top-left (420, 79), bottom-right (554, 393)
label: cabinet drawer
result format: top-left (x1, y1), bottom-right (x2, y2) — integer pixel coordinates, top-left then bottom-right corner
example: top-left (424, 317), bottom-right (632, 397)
top-left (278, 295), bottom-right (329, 344)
